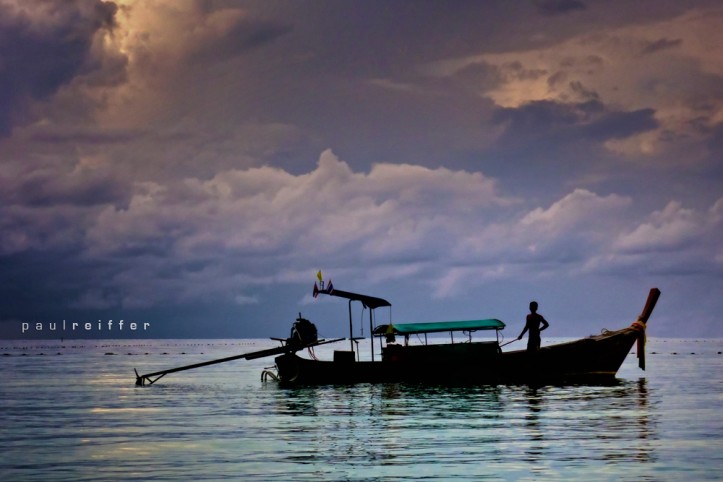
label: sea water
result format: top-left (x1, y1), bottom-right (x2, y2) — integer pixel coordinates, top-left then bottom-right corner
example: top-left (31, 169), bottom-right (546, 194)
top-left (1, 338), bottom-right (722, 481)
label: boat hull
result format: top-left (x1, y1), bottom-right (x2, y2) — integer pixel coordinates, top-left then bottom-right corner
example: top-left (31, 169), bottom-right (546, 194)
top-left (274, 327), bottom-right (641, 385)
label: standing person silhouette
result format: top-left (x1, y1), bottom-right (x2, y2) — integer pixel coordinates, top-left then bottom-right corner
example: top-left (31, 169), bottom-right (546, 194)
top-left (518, 301), bottom-right (549, 352)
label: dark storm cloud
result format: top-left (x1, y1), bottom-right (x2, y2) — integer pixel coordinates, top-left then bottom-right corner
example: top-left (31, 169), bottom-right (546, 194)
top-left (492, 100), bottom-right (594, 129)
top-left (270, 1), bottom-right (565, 80)
top-left (582, 108), bottom-right (658, 140)
top-left (454, 61), bottom-right (504, 91)
top-left (29, 125), bottom-right (143, 145)
top-left (0, 0), bottom-right (119, 136)
top-left (641, 37), bottom-right (683, 55)
top-left (707, 123), bottom-right (723, 154)
top-left (0, 250), bottom-right (93, 314)
top-left (12, 168), bottom-right (130, 208)
top-left (482, 100), bottom-right (660, 194)
top-left (533, 0), bottom-right (587, 16)
top-left (187, 17), bottom-right (293, 64)
top-left (492, 99), bottom-right (658, 143)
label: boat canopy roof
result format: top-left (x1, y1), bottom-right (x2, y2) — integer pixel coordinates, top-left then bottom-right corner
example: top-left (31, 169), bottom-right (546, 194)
top-left (375, 319), bottom-right (505, 336)
top-left (320, 288), bottom-right (391, 309)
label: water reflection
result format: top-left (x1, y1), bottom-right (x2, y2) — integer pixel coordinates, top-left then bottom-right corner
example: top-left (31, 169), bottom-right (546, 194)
top-left (524, 387), bottom-right (545, 463)
top-left (269, 379), bottom-right (658, 475)
top-left (516, 379), bottom-right (657, 468)
top-left (274, 385), bottom-right (320, 417)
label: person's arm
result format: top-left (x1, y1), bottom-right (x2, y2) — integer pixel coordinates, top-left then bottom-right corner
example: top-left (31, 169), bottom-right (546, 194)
top-left (518, 320), bottom-right (529, 340)
top-left (540, 316), bottom-right (549, 332)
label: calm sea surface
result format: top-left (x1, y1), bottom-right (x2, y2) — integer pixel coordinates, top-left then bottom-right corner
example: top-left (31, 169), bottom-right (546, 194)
top-left (2, 337), bottom-right (722, 481)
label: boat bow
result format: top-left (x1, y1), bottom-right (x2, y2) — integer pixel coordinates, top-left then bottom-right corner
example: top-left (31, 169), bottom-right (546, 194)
top-left (632, 287), bottom-right (661, 370)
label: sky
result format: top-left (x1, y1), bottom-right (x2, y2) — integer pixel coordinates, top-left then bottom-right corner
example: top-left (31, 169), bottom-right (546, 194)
top-left (1, 0), bottom-right (722, 340)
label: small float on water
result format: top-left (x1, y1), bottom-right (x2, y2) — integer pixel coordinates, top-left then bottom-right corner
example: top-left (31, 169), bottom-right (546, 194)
top-left (135, 282), bottom-right (660, 386)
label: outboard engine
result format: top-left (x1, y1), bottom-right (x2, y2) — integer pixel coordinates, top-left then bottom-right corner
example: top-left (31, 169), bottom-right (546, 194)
top-left (288, 314), bottom-right (318, 348)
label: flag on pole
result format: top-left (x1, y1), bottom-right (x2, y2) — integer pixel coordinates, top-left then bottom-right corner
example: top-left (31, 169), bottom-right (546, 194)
top-left (313, 282), bottom-right (319, 298)
top-left (316, 270), bottom-right (323, 282)
top-left (327, 279), bottom-right (334, 294)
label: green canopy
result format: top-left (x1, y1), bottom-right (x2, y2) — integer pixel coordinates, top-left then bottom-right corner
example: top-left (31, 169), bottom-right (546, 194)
top-left (375, 319), bottom-right (505, 336)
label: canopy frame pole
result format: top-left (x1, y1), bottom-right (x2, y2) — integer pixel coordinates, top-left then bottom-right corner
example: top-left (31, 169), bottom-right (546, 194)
top-left (369, 309), bottom-right (375, 362)
top-left (348, 300), bottom-right (354, 354)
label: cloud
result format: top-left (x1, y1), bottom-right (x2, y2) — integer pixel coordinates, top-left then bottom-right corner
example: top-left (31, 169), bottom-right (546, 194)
top-left (113, 1), bottom-right (292, 70)
top-left (429, 6), bottom-right (723, 159)
top-left (534, 0), bottom-right (587, 16)
top-left (0, 203), bottom-right (95, 255)
top-left (580, 197), bottom-right (723, 277)
top-left (51, 150), bottom-right (505, 307)
top-left (453, 189), bottom-right (632, 273)
top-left (520, 188), bottom-right (631, 234)
top-left (5, 146), bottom-right (717, 309)
top-left (438, 190), bottom-right (723, 299)
top-left (85, 149), bottom-right (507, 259)
top-left (614, 198), bottom-right (723, 258)
top-left (11, 164), bottom-right (129, 208)
top-left (0, 0), bottom-right (120, 135)
top-left (641, 37), bottom-right (683, 55)
top-left (0, 0), bottom-right (295, 162)
top-left (0, 153), bottom-right (130, 255)
top-left (65, 153), bottom-right (632, 305)
top-left (492, 99), bottom-right (658, 144)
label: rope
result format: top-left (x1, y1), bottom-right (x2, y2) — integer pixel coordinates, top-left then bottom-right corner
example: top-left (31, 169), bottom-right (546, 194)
top-left (630, 317), bottom-right (646, 370)
top-left (307, 346), bottom-right (318, 361)
top-left (630, 319), bottom-right (646, 332)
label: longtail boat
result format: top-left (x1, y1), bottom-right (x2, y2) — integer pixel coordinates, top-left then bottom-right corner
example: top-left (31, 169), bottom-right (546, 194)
top-left (267, 286), bottom-right (660, 385)
top-left (135, 283), bottom-right (660, 386)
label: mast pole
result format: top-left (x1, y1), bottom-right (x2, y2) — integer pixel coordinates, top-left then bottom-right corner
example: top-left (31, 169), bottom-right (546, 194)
top-left (349, 299), bottom-right (354, 353)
